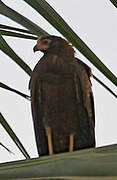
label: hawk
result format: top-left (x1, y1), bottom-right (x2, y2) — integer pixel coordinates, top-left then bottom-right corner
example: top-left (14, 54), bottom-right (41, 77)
top-left (29, 35), bottom-right (95, 156)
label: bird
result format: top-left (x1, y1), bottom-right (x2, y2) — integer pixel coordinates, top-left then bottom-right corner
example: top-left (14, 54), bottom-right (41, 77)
top-left (29, 35), bottom-right (95, 156)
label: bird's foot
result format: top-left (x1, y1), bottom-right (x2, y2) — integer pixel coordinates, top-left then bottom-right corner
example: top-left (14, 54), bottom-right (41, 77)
top-left (69, 134), bottom-right (74, 152)
top-left (45, 125), bottom-right (54, 155)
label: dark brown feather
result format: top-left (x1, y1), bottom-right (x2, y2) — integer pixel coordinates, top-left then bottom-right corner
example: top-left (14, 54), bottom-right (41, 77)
top-left (29, 36), bottom-right (95, 155)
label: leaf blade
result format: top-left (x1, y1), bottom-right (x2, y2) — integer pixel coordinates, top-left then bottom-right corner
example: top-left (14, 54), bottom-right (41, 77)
top-left (0, 29), bottom-right (37, 40)
top-left (0, 1), bottom-right (48, 36)
top-left (0, 34), bottom-right (32, 76)
top-left (0, 24), bottom-right (37, 35)
top-left (0, 82), bottom-right (30, 100)
top-left (0, 142), bottom-right (13, 154)
top-left (0, 113), bottom-right (30, 159)
top-left (110, 0), bottom-right (117, 8)
top-left (0, 145), bottom-right (117, 178)
top-left (92, 75), bottom-right (117, 98)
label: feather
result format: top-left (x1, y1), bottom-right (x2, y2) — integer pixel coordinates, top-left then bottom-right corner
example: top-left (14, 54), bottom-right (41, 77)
top-left (29, 36), bottom-right (95, 156)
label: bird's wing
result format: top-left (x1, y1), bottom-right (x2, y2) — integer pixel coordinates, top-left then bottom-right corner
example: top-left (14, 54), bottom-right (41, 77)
top-left (75, 59), bottom-right (95, 125)
top-left (75, 58), bottom-right (92, 79)
top-left (29, 59), bottom-right (49, 156)
top-left (72, 60), bottom-right (95, 148)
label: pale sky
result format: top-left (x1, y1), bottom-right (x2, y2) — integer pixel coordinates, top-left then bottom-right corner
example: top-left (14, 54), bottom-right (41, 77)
top-left (0, 0), bottom-right (117, 163)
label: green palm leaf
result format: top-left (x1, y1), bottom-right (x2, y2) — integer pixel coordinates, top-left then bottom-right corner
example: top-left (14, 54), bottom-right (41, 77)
top-left (0, 29), bottom-right (37, 40)
top-left (0, 142), bottom-right (13, 154)
top-left (0, 145), bottom-right (117, 179)
top-left (0, 34), bottom-right (32, 76)
top-left (23, 0), bottom-right (117, 86)
top-left (110, 0), bottom-right (117, 7)
top-left (0, 1), bottom-right (48, 36)
top-left (93, 75), bottom-right (117, 98)
top-left (0, 24), bottom-right (37, 35)
top-left (0, 113), bottom-right (30, 159)
top-left (0, 82), bottom-right (30, 100)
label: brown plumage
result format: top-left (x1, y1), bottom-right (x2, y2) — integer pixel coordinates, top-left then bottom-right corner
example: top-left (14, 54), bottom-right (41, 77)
top-left (29, 35), bottom-right (95, 156)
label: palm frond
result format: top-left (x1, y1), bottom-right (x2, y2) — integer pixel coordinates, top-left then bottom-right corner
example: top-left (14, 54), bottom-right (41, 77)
top-left (0, 34), bottom-right (32, 76)
top-left (93, 75), bottom-right (117, 98)
top-left (0, 24), bottom-right (37, 35)
top-left (0, 144), bottom-right (117, 178)
top-left (0, 142), bottom-right (13, 154)
top-left (0, 29), bottom-right (37, 40)
top-left (0, 1), bottom-right (48, 36)
top-left (0, 113), bottom-right (30, 159)
top-left (110, 0), bottom-right (117, 8)
top-left (0, 82), bottom-right (30, 100)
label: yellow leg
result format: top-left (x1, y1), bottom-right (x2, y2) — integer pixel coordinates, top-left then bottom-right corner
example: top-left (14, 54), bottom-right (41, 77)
top-left (69, 134), bottom-right (74, 152)
top-left (45, 125), bottom-right (53, 155)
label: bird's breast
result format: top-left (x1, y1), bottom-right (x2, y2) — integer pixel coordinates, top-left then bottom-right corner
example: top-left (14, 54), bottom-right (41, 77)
top-left (42, 78), bottom-right (78, 134)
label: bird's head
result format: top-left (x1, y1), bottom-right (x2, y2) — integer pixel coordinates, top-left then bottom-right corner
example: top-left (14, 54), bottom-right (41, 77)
top-left (33, 35), bottom-right (75, 56)
top-left (33, 35), bottom-right (52, 53)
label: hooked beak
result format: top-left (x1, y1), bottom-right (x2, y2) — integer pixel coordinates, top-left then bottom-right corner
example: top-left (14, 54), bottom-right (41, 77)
top-left (33, 44), bottom-right (40, 53)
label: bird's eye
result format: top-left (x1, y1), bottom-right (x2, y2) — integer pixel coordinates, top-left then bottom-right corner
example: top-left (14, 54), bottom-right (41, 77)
top-left (42, 39), bottom-right (51, 45)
